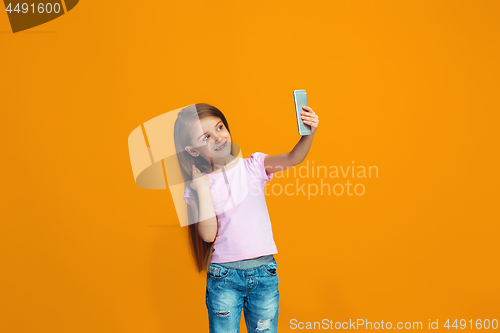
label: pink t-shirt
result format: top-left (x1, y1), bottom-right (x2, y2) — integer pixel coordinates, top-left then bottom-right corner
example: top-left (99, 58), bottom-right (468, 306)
top-left (183, 152), bottom-right (278, 263)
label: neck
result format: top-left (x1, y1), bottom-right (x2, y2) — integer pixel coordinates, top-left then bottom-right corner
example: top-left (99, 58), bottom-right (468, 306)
top-left (208, 154), bottom-right (236, 173)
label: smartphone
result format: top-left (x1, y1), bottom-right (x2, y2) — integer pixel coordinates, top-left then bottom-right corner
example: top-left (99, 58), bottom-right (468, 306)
top-left (293, 89), bottom-right (312, 135)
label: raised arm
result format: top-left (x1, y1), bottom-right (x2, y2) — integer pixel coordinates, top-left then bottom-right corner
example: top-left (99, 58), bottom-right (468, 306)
top-left (264, 106), bottom-right (319, 174)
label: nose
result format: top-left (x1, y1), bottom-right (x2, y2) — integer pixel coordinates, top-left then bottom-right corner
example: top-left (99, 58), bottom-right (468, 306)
top-left (213, 133), bottom-right (223, 143)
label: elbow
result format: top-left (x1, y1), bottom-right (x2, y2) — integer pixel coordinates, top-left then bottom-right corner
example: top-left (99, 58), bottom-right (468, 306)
top-left (288, 153), bottom-right (304, 167)
top-left (202, 234), bottom-right (216, 243)
top-left (197, 224), bottom-right (217, 243)
top-left (291, 158), bottom-right (304, 167)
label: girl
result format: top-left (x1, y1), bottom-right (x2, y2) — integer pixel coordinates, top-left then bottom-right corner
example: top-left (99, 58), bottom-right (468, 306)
top-left (173, 103), bottom-right (319, 333)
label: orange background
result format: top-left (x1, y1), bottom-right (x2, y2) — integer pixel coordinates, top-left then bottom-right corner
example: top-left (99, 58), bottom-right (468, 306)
top-left (1, 1), bottom-right (499, 332)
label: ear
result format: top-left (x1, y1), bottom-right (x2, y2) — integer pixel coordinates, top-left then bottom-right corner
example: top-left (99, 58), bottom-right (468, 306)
top-left (185, 146), bottom-right (199, 157)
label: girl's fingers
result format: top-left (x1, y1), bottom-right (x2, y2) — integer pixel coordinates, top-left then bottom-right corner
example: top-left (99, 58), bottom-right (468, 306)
top-left (302, 106), bottom-right (316, 114)
top-left (301, 107), bottom-right (319, 133)
top-left (301, 115), bottom-right (318, 121)
top-left (301, 110), bottom-right (316, 117)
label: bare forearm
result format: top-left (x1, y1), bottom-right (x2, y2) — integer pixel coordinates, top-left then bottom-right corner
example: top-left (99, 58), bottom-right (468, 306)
top-left (289, 132), bottom-right (315, 165)
top-left (196, 187), bottom-right (218, 242)
top-left (264, 106), bottom-right (319, 174)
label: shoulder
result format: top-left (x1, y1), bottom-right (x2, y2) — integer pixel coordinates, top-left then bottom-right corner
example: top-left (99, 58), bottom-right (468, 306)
top-left (246, 152), bottom-right (268, 163)
top-left (245, 152), bottom-right (272, 181)
top-left (244, 152), bottom-right (269, 168)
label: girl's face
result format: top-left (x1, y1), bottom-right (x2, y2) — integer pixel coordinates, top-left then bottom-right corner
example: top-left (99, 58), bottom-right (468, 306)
top-left (185, 116), bottom-right (232, 161)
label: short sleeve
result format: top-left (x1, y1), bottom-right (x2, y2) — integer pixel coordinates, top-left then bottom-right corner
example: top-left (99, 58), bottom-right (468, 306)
top-left (248, 152), bottom-right (273, 181)
top-left (183, 185), bottom-right (195, 205)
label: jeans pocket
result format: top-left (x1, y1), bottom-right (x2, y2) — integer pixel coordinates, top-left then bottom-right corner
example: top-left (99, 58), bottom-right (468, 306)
top-left (208, 264), bottom-right (231, 279)
top-left (262, 260), bottom-right (277, 276)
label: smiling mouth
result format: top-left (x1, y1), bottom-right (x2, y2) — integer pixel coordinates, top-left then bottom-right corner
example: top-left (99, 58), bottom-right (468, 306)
top-left (215, 142), bottom-right (227, 151)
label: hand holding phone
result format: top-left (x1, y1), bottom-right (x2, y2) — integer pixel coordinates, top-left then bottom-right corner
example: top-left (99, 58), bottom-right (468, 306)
top-left (293, 89), bottom-right (312, 136)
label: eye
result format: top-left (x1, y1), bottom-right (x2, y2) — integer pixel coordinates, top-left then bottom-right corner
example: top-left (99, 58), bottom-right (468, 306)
top-left (203, 134), bottom-right (210, 141)
top-left (218, 125), bottom-right (223, 130)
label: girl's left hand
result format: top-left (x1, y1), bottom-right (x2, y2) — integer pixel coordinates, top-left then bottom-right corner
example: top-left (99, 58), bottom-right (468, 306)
top-left (301, 106), bottom-right (319, 135)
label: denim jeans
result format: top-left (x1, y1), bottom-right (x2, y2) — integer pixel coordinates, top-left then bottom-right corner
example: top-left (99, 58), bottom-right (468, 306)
top-left (206, 258), bottom-right (280, 332)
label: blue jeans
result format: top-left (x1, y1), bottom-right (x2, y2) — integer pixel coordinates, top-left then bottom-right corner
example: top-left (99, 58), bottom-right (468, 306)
top-left (206, 258), bottom-right (280, 332)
